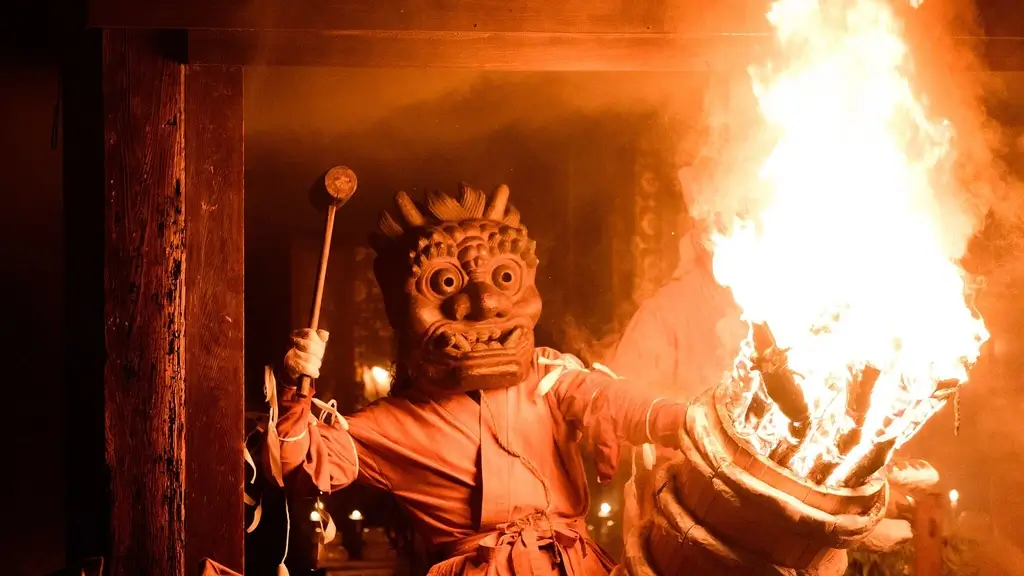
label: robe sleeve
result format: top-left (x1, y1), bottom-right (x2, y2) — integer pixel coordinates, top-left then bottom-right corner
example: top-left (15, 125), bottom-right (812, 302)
top-left (263, 384), bottom-right (389, 494)
top-left (537, 348), bottom-right (685, 450)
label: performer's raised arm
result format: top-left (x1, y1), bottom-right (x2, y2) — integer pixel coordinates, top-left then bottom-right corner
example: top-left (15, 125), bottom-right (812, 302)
top-left (262, 328), bottom-right (387, 493)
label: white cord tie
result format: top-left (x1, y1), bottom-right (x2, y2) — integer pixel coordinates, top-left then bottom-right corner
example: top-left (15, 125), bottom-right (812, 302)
top-left (278, 428), bottom-right (308, 443)
top-left (644, 398), bottom-right (666, 444)
top-left (536, 354), bottom-right (587, 397)
top-left (312, 397), bottom-right (349, 430)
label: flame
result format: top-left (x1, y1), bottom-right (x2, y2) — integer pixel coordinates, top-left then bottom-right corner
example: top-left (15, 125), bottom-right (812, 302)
top-left (370, 366), bottom-right (392, 385)
top-left (714, 0), bottom-right (988, 484)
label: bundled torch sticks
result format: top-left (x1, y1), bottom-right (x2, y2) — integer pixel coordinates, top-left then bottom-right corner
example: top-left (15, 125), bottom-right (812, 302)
top-left (742, 321), bottom-right (964, 487)
top-left (748, 323), bottom-right (811, 467)
top-left (806, 366), bottom-right (881, 484)
top-left (744, 322), bottom-right (929, 487)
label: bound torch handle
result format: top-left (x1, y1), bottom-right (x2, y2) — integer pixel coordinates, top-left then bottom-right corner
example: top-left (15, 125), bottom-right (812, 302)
top-left (297, 166), bottom-right (358, 398)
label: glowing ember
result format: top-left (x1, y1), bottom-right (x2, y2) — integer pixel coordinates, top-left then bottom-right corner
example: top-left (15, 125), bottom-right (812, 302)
top-left (715, 0), bottom-right (989, 486)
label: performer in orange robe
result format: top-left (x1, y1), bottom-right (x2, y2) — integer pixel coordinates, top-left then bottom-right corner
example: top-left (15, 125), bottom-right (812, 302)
top-left (263, 183), bottom-right (688, 576)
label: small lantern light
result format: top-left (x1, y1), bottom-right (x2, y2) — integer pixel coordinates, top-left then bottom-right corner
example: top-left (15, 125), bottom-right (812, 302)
top-left (360, 365), bottom-right (393, 401)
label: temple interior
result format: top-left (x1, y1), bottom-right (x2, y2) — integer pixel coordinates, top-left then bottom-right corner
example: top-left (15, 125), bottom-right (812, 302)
top-left (4, 1), bottom-right (1024, 575)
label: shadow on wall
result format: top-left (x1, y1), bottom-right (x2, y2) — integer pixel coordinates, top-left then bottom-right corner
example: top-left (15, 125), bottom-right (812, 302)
top-left (0, 65), bottom-right (65, 575)
top-left (243, 68), bottom-right (701, 241)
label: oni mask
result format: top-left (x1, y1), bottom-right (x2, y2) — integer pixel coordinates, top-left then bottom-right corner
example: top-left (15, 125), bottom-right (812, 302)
top-left (371, 183), bottom-right (542, 395)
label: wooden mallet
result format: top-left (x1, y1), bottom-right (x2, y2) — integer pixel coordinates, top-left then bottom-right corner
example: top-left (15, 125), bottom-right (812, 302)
top-left (297, 166), bottom-right (358, 398)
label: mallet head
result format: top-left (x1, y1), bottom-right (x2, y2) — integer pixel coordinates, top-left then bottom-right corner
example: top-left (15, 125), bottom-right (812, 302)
top-left (324, 166), bottom-right (358, 206)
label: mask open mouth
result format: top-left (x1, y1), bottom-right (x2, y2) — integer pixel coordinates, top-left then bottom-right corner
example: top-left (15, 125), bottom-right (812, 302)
top-left (430, 324), bottom-right (526, 355)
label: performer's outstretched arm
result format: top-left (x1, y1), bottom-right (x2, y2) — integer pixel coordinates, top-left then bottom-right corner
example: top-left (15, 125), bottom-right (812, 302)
top-left (537, 348), bottom-right (686, 481)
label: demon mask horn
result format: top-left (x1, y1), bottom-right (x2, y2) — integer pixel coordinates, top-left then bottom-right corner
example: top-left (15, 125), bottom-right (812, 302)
top-left (377, 183), bottom-right (520, 238)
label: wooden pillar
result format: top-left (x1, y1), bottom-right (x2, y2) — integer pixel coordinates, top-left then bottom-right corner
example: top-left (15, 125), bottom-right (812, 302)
top-left (101, 30), bottom-right (246, 575)
top-left (102, 28), bottom-right (187, 576)
top-left (184, 64), bottom-right (246, 572)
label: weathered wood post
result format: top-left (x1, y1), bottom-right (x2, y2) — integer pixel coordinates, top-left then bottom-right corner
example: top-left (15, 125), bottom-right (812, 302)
top-left (72, 28), bottom-right (246, 575)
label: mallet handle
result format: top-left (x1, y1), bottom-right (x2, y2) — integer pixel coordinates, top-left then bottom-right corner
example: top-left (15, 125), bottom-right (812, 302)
top-left (297, 204), bottom-right (338, 398)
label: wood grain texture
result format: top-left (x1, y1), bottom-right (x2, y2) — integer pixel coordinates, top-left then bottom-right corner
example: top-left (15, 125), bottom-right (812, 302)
top-left (189, 29), bottom-right (1024, 71)
top-left (85, 0), bottom-right (1024, 41)
top-left (641, 388), bottom-right (884, 573)
top-left (184, 64), bottom-right (246, 574)
top-left (89, 0), bottom-right (770, 34)
top-left (102, 28), bottom-right (187, 576)
top-left (89, 0), bottom-right (1024, 71)
top-left (187, 29), bottom-right (766, 70)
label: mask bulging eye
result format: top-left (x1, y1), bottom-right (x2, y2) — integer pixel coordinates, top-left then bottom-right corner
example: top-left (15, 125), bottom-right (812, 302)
top-left (429, 266), bottom-right (463, 297)
top-left (492, 263), bottom-right (520, 292)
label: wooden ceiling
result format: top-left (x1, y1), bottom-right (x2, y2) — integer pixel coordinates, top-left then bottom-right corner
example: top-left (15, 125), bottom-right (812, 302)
top-left (87, 0), bottom-right (1024, 70)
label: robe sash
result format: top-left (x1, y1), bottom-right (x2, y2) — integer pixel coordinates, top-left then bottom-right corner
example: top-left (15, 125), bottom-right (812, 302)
top-left (428, 513), bottom-right (611, 576)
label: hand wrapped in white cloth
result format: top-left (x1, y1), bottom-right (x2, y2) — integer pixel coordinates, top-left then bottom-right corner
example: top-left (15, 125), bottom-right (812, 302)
top-left (283, 328), bottom-right (330, 383)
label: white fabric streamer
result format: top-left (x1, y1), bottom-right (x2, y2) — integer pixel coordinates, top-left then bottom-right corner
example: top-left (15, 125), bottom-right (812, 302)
top-left (536, 354), bottom-right (587, 397)
top-left (261, 363), bottom-right (357, 575)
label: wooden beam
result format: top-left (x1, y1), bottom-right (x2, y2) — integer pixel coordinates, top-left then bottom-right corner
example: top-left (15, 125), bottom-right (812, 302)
top-left (102, 28), bottom-right (187, 576)
top-left (89, 0), bottom-right (768, 34)
top-left (188, 30), bottom-right (767, 70)
top-left (85, 0), bottom-right (1024, 39)
top-left (184, 64), bottom-right (245, 574)
top-left (186, 29), bottom-right (1024, 71)
top-left (89, 0), bottom-right (1024, 71)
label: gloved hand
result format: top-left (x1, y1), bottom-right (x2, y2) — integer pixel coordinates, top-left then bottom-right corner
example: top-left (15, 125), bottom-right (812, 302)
top-left (852, 457), bottom-right (939, 552)
top-left (283, 328), bottom-right (330, 384)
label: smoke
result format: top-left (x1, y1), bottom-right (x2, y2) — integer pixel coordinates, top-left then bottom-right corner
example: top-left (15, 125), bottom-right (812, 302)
top-left (908, 0), bottom-right (1024, 265)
